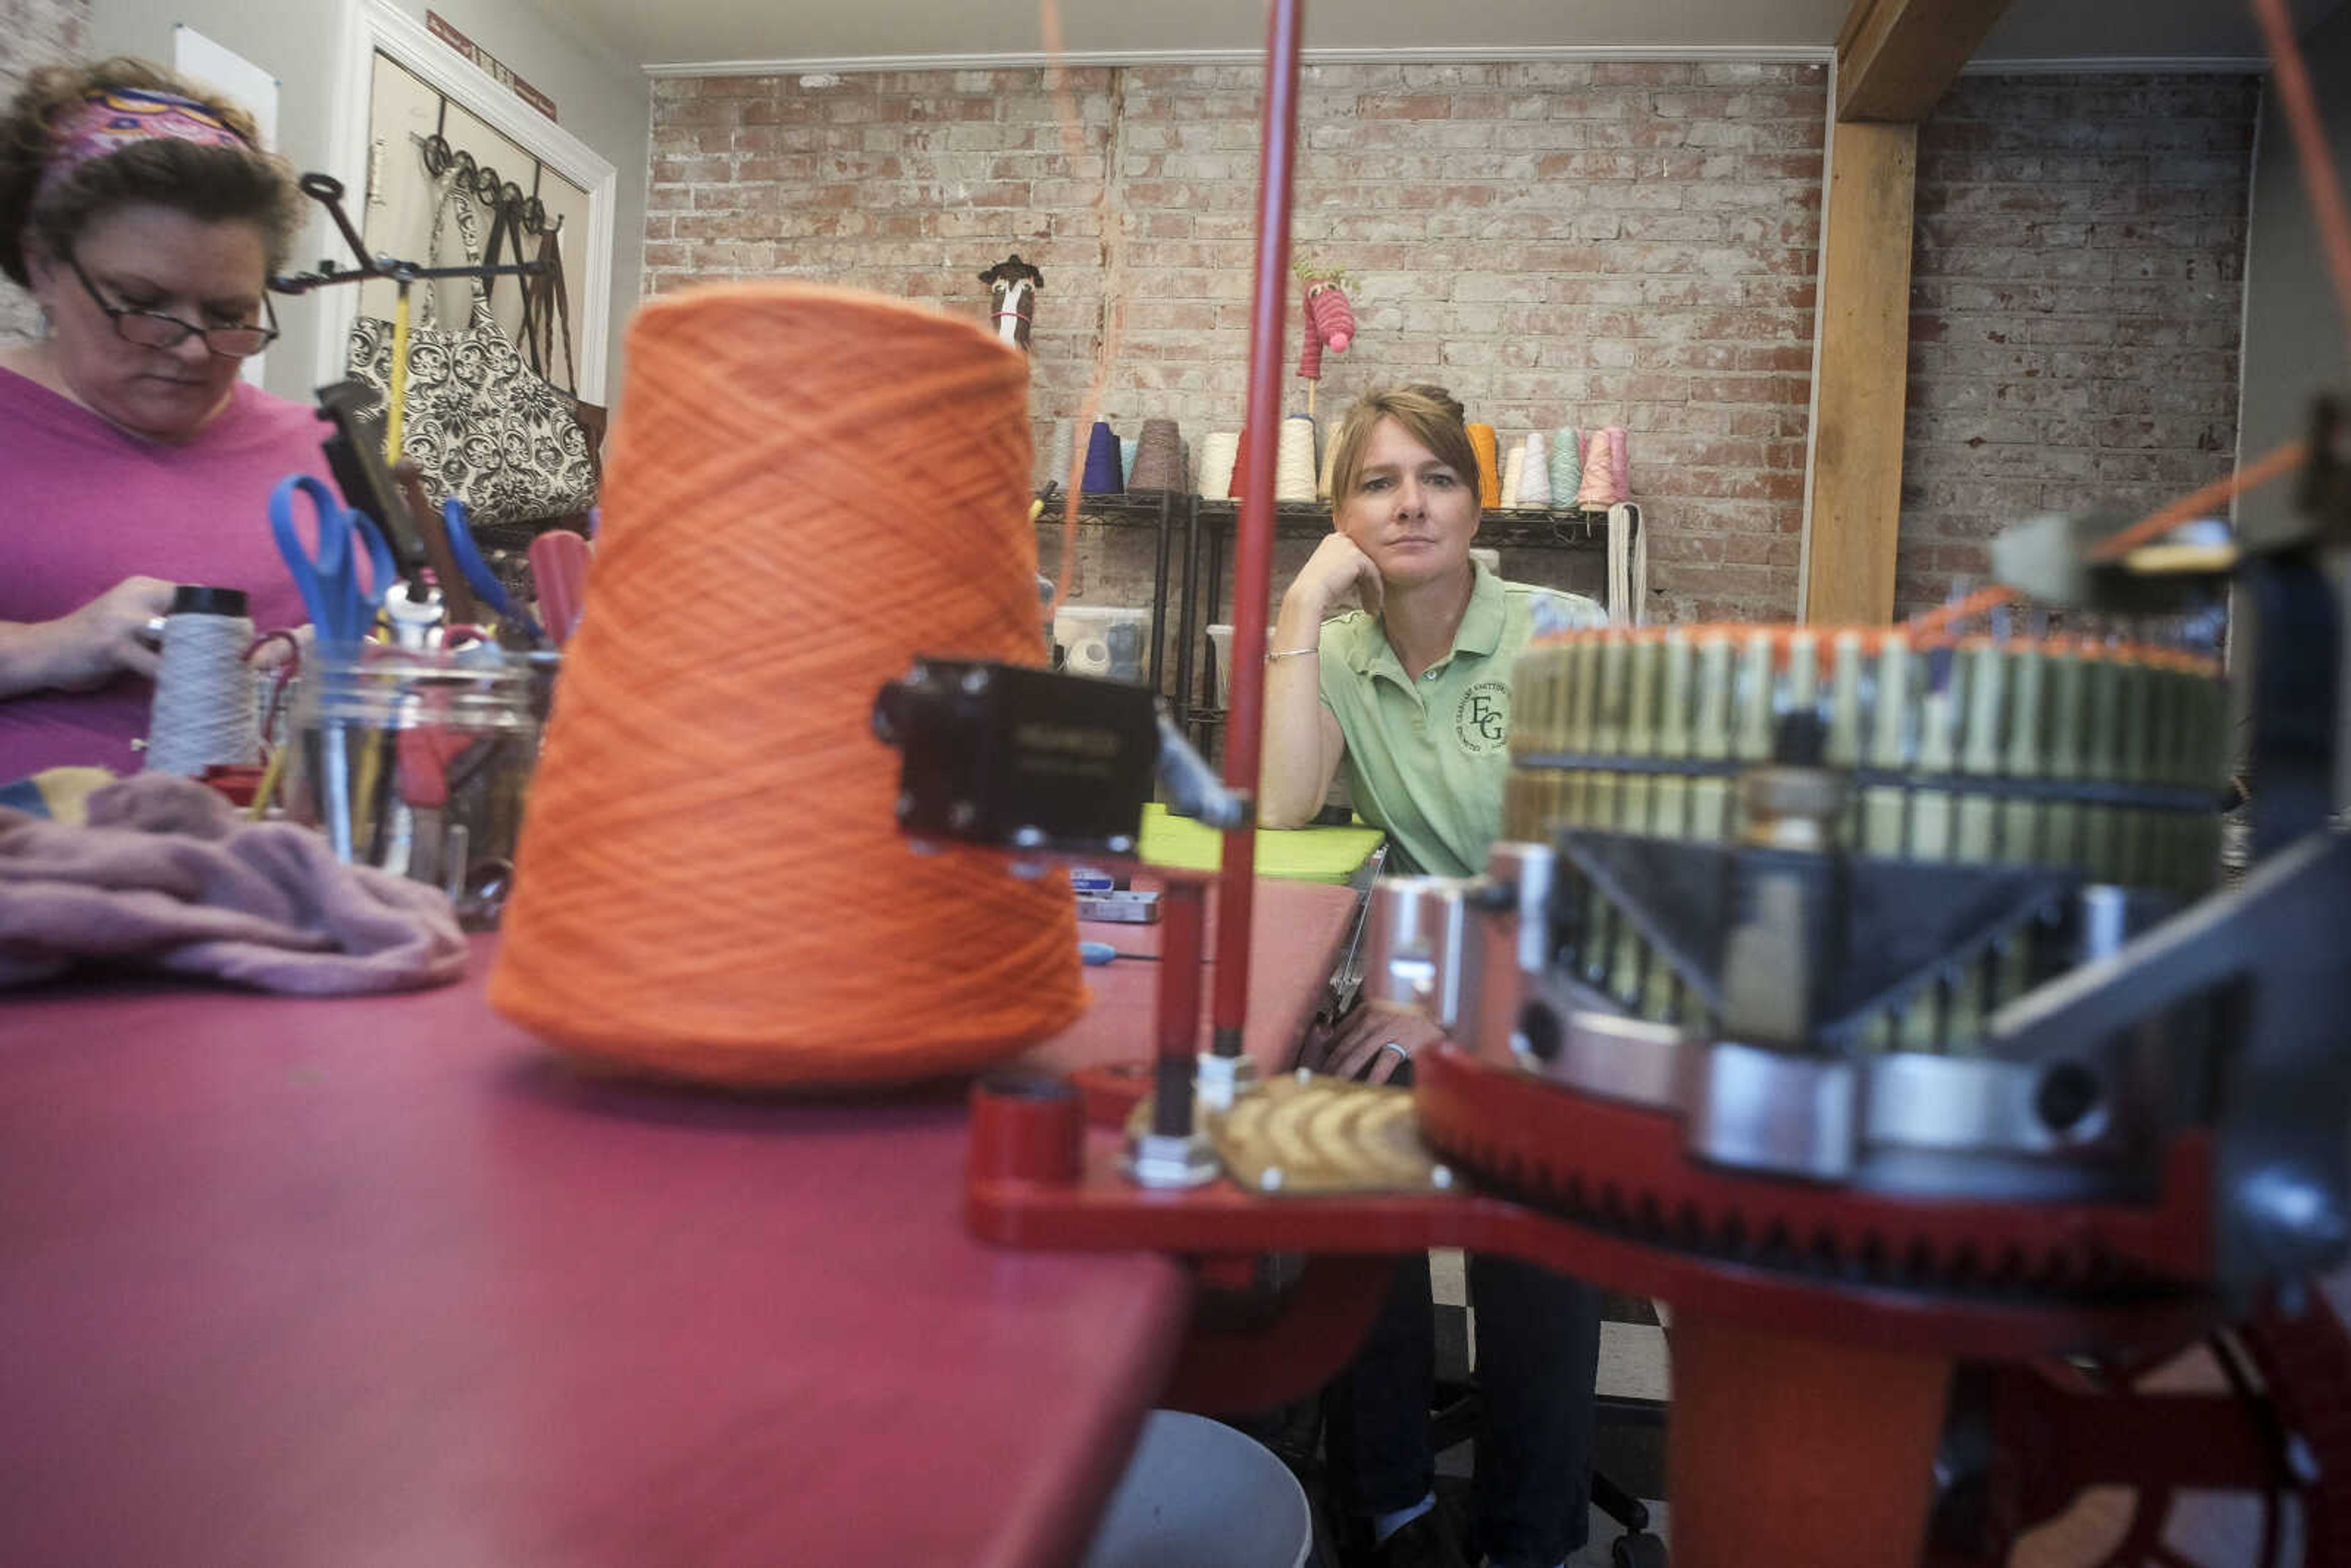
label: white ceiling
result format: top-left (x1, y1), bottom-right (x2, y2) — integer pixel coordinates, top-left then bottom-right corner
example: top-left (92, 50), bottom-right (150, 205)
top-left (550, 0), bottom-right (2351, 72)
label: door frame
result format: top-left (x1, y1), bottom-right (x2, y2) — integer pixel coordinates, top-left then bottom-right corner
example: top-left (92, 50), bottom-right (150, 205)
top-left (320, 0), bottom-right (617, 401)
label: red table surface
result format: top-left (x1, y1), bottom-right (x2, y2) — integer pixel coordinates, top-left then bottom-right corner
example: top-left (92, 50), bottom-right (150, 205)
top-left (0, 877), bottom-right (1359, 1568)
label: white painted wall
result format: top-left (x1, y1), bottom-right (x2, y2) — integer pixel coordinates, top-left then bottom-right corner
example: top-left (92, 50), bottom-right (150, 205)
top-left (87, 0), bottom-right (648, 403)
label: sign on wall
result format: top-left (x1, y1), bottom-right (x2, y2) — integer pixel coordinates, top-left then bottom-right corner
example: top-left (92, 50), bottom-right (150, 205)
top-left (425, 12), bottom-right (558, 123)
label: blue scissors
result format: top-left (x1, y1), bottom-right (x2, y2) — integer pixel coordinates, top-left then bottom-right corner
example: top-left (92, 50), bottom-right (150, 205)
top-left (439, 498), bottom-right (544, 643)
top-left (269, 474), bottom-right (396, 647)
top-left (441, 493), bottom-right (541, 634)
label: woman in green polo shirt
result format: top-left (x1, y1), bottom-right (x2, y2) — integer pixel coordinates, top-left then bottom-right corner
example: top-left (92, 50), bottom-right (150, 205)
top-left (1260, 384), bottom-right (1605, 1568)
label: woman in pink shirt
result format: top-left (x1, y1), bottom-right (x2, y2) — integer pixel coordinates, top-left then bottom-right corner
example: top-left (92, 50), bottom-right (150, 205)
top-left (0, 58), bottom-right (323, 777)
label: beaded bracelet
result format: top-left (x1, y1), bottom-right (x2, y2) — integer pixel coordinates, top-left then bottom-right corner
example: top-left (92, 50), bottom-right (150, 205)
top-left (1265, 646), bottom-right (1319, 662)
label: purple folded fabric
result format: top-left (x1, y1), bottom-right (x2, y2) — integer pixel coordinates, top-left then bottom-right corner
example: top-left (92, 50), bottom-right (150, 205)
top-left (0, 773), bottom-right (467, 995)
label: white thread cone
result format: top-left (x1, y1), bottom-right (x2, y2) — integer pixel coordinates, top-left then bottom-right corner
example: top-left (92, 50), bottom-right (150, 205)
top-left (1198, 431), bottom-right (1241, 498)
top-left (1517, 430), bottom-right (1551, 508)
top-left (1501, 441), bottom-right (1528, 509)
top-left (1276, 416), bottom-right (1319, 503)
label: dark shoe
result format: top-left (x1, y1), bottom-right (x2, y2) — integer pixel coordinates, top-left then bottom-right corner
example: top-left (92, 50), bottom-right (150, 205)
top-left (1370, 1508), bottom-right (1471, 1568)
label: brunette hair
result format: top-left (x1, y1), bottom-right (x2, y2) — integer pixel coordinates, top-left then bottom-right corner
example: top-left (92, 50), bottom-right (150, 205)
top-left (1327, 383), bottom-right (1482, 507)
top-left (0, 56), bottom-right (300, 287)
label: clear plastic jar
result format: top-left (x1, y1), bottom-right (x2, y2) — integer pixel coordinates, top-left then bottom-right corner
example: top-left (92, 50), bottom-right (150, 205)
top-left (287, 645), bottom-right (555, 927)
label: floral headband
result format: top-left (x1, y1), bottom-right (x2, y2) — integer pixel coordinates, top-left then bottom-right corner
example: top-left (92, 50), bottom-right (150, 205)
top-left (36, 87), bottom-right (252, 200)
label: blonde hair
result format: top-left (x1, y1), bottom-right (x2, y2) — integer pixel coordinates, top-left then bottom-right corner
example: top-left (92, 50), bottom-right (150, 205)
top-left (1327, 383), bottom-right (1480, 509)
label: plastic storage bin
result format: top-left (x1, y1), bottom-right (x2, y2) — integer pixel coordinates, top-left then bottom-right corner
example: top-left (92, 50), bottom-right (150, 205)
top-left (1055, 606), bottom-right (1152, 685)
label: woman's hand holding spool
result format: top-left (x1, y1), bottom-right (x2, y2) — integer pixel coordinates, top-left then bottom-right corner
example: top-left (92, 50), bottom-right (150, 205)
top-left (0, 575), bottom-right (176, 697)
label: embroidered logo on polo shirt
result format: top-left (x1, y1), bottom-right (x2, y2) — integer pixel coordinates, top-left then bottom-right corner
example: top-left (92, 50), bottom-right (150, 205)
top-left (1455, 680), bottom-right (1510, 754)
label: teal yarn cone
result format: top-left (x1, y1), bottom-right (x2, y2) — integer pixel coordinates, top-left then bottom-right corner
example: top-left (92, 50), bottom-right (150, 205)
top-left (1549, 426), bottom-right (1582, 504)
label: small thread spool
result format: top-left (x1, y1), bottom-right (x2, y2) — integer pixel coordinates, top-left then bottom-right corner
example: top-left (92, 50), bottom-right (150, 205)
top-left (1082, 419), bottom-right (1125, 493)
top-left (144, 584), bottom-right (258, 777)
top-left (1198, 430), bottom-right (1241, 498)
top-left (1119, 436), bottom-right (1139, 486)
top-left (1518, 431), bottom-right (1552, 508)
top-left (1275, 415), bottom-right (1319, 503)
top-left (1468, 423), bottom-right (1501, 507)
top-left (1129, 418), bottom-right (1185, 491)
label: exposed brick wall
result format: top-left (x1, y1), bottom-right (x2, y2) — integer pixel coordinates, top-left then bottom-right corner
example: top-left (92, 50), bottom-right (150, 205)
top-left (1896, 74), bottom-right (2259, 621)
top-left (0, 0), bottom-right (90, 343)
top-left (643, 65), bottom-right (2263, 637)
top-left (646, 61), bottom-right (1828, 627)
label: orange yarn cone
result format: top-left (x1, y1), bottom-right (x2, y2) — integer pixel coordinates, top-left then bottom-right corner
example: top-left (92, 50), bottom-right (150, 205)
top-left (490, 282), bottom-right (1086, 1089)
top-left (1468, 422), bottom-right (1501, 508)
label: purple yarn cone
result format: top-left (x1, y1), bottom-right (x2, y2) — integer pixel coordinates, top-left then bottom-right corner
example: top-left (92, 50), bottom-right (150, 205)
top-left (1081, 420), bottom-right (1125, 493)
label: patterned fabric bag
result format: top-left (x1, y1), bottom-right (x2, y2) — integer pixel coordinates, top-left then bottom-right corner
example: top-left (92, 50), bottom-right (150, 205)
top-left (343, 176), bottom-right (598, 528)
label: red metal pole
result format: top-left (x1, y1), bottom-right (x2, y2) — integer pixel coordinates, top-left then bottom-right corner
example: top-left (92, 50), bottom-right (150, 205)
top-left (1212, 0), bottom-right (1305, 1057)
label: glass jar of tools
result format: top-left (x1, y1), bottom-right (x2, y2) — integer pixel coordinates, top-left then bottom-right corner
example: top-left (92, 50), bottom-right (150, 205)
top-left (285, 643), bottom-right (557, 929)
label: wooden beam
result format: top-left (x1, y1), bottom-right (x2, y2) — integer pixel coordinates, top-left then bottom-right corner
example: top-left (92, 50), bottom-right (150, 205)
top-left (1837, 0), bottom-right (2014, 122)
top-left (1803, 120), bottom-right (1918, 626)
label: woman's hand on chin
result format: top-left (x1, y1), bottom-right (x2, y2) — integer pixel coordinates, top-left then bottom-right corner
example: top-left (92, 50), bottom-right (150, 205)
top-left (1289, 531), bottom-right (1384, 621)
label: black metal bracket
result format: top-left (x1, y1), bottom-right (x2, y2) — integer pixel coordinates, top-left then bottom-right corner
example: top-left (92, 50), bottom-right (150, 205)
top-left (269, 172), bottom-right (545, 296)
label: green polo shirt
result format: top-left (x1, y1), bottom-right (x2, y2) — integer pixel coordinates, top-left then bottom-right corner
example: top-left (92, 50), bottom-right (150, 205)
top-left (1318, 564), bottom-right (1604, 877)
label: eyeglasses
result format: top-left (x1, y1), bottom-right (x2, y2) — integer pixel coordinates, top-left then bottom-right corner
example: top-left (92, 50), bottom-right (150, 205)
top-left (62, 249), bottom-right (280, 358)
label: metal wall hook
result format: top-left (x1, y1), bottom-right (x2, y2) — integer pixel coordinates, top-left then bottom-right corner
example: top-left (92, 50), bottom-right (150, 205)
top-left (414, 130), bottom-right (560, 238)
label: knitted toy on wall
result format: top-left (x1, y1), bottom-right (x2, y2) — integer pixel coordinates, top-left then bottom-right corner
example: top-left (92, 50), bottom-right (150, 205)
top-left (980, 253), bottom-right (1044, 354)
top-left (1294, 259), bottom-right (1355, 417)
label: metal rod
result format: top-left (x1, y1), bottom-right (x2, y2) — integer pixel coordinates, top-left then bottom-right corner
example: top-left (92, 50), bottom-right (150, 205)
top-left (1212, 0), bottom-right (1307, 1056)
top-left (1177, 490), bottom-right (1201, 727)
top-left (1153, 877), bottom-right (1208, 1138)
top-left (1148, 492), bottom-right (1171, 699)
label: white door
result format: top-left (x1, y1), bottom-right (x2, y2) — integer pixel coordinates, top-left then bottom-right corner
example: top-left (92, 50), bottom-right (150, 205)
top-left (354, 51), bottom-right (589, 391)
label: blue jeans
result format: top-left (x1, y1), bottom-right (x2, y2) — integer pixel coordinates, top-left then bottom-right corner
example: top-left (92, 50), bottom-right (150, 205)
top-left (1331, 1250), bottom-right (1604, 1568)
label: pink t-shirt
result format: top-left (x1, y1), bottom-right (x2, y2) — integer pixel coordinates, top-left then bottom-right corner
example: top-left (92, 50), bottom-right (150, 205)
top-left (1, 367), bottom-right (329, 779)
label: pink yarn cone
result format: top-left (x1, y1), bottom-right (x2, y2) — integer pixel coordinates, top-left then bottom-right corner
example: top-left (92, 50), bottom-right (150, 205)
top-left (1575, 429), bottom-right (1618, 508)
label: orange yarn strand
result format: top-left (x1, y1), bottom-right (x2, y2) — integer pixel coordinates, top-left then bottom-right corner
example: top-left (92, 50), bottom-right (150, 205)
top-left (489, 283), bottom-right (1086, 1089)
top-left (1903, 583), bottom-right (2016, 640)
top-left (1041, 0), bottom-right (1127, 615)
top-left (2087, 437), bottom-right (2308, 563)
top-left (2252, 0), bottom-right (2351, 361)
top-left (1905, 437), bottom-right (2311, 637)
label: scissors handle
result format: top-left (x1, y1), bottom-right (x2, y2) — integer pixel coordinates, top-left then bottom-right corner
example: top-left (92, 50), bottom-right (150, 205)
top-left (440, 500), bottom-right (513, 618)
top-left (269, 473), bottom-right (399, 647)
